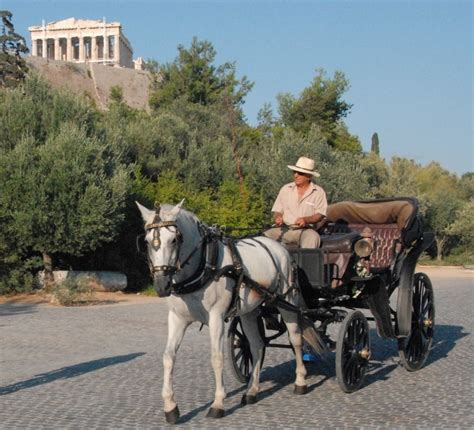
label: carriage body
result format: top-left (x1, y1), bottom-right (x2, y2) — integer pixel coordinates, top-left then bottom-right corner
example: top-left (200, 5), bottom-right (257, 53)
top-left (228, 198), bottom-right (436, 392)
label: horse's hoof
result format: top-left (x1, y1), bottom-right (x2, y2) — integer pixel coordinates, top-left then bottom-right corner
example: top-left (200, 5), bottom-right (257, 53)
top-left (241, 394), bottom-right (257, 405)
top-left (206, 407), bottom-right (225, 418)
top-left (165, 406), bottom-right (180, 424)
top-left (294, 384), bottom-right (308, 395)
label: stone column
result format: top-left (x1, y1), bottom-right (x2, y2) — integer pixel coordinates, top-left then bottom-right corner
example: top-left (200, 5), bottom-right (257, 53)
top-left (41, 39), bottom-right (47, 58)
top-left (66, 37), bottom-right (72, 61)
top-left (54, 38), bottom-right (60, 61)
top-left (79, 36), bottom-right (85, 62)
top-left (31, 39), bottom-right (37, 56)
top-left (104, 35), bottom-right (109, 61)
top-left (114, 35), bottom-right (119, 65)
top-left (91, 36), bottom-right (97, 61)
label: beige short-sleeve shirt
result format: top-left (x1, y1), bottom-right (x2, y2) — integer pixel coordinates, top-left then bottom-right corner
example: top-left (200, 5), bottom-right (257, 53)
top-left (271, 182), bottom-right (327, 225)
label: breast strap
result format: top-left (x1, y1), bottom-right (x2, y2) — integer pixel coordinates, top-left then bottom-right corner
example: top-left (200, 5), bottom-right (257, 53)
top-left (171, 236), bottom-right (219, 295)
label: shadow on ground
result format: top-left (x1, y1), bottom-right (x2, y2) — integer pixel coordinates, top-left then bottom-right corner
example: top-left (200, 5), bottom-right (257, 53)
top-left (0, 352), bottom-right (146, 396)
top-left (0, 302), bottom-right (40, 317)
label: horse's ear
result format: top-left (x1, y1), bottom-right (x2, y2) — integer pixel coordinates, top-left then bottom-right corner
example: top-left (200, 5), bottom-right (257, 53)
top-left (170, 198), bottom-right (185, 217)
top-left (135, 201), bottom-right (155, 225)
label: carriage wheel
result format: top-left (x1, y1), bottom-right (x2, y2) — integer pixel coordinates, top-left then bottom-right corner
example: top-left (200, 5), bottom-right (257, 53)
top-left (226, 316), bottom-right (266, 383)
top-left (398, 273), bottom-right (435, 371)
top-left (336, 310), bottom-right (371, 393)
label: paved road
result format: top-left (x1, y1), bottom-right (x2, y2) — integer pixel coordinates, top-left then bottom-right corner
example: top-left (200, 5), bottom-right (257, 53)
top-left (1, 267), bottom-right (472, 429)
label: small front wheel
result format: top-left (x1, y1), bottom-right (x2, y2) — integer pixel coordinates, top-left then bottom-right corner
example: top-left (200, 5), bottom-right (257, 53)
top-left (226, 316), bottom-right (266, 383)
top-left (336, 310), bottom-right (371, 393)
top-left (398, 272), bottom-right (435, 371)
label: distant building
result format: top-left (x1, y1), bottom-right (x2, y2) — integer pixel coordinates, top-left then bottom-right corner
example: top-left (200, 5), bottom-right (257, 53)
top-left (28, 17), bottom-right (134, 68)
top-left (134, 56), bottom-right (145, 71)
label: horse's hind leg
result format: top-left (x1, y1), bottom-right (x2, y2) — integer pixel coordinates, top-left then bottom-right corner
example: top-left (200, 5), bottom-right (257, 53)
top-left (240, 309), bottom-right (265, 404)
top-left (162, 310), bottom-right (189, 424)
top-left (279, 308), bottom-right (308, 394)
top-left (207, 311), bottom-right (226, 418)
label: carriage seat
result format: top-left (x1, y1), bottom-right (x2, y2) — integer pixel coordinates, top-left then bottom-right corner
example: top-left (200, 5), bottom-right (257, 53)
top-left (320, 231), bottom-right (360, 253)
top-left (326, 199), bottom-right (418, 272)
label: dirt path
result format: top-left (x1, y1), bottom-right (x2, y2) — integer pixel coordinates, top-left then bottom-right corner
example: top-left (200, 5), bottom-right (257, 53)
top-left (0, 266), bottom-right (471, 307)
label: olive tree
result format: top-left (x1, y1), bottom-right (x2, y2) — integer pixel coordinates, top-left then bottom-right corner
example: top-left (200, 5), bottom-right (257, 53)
top-left (0, 124), bottom-right (131, 288)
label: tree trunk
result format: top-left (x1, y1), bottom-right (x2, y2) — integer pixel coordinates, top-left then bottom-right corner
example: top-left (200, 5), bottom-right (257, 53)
top-left (42, 251), bottom-right (55, 291)
top-left (436, 237), bottom-right (445, 261)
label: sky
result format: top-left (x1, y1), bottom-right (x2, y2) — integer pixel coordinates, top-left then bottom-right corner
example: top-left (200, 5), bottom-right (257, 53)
top-left (3, 0), bottom-right (473, 175)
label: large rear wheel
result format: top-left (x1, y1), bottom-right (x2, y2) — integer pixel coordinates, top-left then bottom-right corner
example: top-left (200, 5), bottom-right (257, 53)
top-left (336, 310), bottom-right (371, 393)
top-left (226, 316), bottom-right (266, 383)
top-left (398, 272), bottom-right (435, 371)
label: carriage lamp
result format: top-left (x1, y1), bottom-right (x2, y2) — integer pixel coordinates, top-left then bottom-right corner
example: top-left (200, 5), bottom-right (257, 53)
top-left (354, 227), bottom-right (374, 258)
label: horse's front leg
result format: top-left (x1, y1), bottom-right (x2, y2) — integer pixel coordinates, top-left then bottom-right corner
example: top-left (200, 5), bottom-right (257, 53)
top-left (240, 309), bottom-right (265, 405)
top-left (162, 309), bottom-right (189, 424)
top-left (206, 311), bottom-right (226, 418)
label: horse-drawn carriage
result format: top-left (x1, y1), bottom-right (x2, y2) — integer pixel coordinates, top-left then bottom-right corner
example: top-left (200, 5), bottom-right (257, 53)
top-left (136, 197), bottom-right (435, 423)
top-left (227, 197), bottom-right (435, 393)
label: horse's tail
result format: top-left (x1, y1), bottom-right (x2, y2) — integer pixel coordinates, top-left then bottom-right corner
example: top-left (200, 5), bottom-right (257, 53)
top-left (299, 314), bottom-right (329, 355)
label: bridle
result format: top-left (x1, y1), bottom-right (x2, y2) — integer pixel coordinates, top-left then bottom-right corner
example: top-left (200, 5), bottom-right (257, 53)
top-left (145, 217), bottom-right (183, 276)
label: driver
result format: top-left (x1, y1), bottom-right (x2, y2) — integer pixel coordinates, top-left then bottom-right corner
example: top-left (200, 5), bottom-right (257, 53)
top-left (264, 156), bottom-right (327, 248)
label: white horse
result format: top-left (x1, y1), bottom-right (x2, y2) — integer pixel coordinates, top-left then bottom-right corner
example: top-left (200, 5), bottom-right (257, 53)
top-left (137, 200), bottom-right (322, 423)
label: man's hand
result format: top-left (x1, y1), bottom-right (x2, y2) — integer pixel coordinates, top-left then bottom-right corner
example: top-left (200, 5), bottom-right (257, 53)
top-left (295, 217), bottom-right (307, 228)
top-left (274, 213), bottom-right (284, 226)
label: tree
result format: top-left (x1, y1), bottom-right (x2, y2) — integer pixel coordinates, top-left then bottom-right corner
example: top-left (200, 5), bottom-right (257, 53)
top-left (0, 124), bottom-right (131, 288)
top-left (415, 162), bottom-right (464, 260)
top-left (0, 74), bottom-right (97, 152)
top-left (360, 151), bottom-right (389, 198)
top-left (447, 199), bottom-right (474, 250)
top-left (331, 122), bottom-right (362, 153)
top-left (143, 58), bottom-right (159, 74)
top-left (371, 132), bottom-right (380, 155)
top-left (277, 68), bottom-right (357, 150)
top-left (243, 127), bottom-right (370, 206)
top-left (458, 172), bottom-right (474, 200)
top-left (0, 10), bottom-right (28, 88)
top-left (424, 191), bottom-right (463, 260)
top-left (149, 37), bottom-right (253, 111)
top-left (378, 157), bottom-right (420, 198)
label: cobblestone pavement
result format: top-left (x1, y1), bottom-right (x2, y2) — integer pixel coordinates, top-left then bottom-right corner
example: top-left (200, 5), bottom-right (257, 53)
top-left (1, 268), bottom-right (472, 429)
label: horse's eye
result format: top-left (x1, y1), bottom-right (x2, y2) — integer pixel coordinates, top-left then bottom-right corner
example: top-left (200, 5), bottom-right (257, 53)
top-left (171, 238), bottom-right (177, 244)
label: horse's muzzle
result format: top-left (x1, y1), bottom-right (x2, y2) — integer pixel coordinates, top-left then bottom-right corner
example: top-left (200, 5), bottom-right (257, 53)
top-left (153, 273), bottom-right (172, 297)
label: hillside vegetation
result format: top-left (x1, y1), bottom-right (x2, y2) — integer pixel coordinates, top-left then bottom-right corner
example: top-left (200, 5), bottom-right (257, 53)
top-left (0, 15), bottom-right (472, 294)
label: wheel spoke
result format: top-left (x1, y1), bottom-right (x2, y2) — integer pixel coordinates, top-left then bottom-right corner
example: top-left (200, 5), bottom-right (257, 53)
top-left (234, 349), bottom-right (243, 363)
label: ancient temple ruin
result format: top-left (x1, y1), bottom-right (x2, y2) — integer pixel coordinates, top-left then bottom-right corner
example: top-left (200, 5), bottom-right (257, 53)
top-left (28, 18), bottom-right (138, 68)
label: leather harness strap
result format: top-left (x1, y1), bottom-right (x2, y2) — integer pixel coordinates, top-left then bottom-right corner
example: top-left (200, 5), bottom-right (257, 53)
top-left (172, 235), bottom-right (219, 295)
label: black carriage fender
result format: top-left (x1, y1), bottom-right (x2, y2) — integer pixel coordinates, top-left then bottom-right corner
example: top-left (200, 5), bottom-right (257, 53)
top-left (396, 234), bottom-right (431, 337)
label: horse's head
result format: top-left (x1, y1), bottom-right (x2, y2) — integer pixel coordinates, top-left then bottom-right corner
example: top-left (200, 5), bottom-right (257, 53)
top-left (136, 200), bottom-right (185, 297)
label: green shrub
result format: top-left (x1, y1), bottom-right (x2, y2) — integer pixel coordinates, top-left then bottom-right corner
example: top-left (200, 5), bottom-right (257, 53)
top-left (51, 277), bottom-right (94, 306)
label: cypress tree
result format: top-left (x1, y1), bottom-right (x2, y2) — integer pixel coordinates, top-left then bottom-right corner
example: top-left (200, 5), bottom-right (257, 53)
top-left (371, 132), bottom-right (380, 155)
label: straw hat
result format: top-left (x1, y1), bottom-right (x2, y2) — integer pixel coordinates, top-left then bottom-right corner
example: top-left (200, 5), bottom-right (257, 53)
top-left (287, 156), bottom-right (320, 177)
